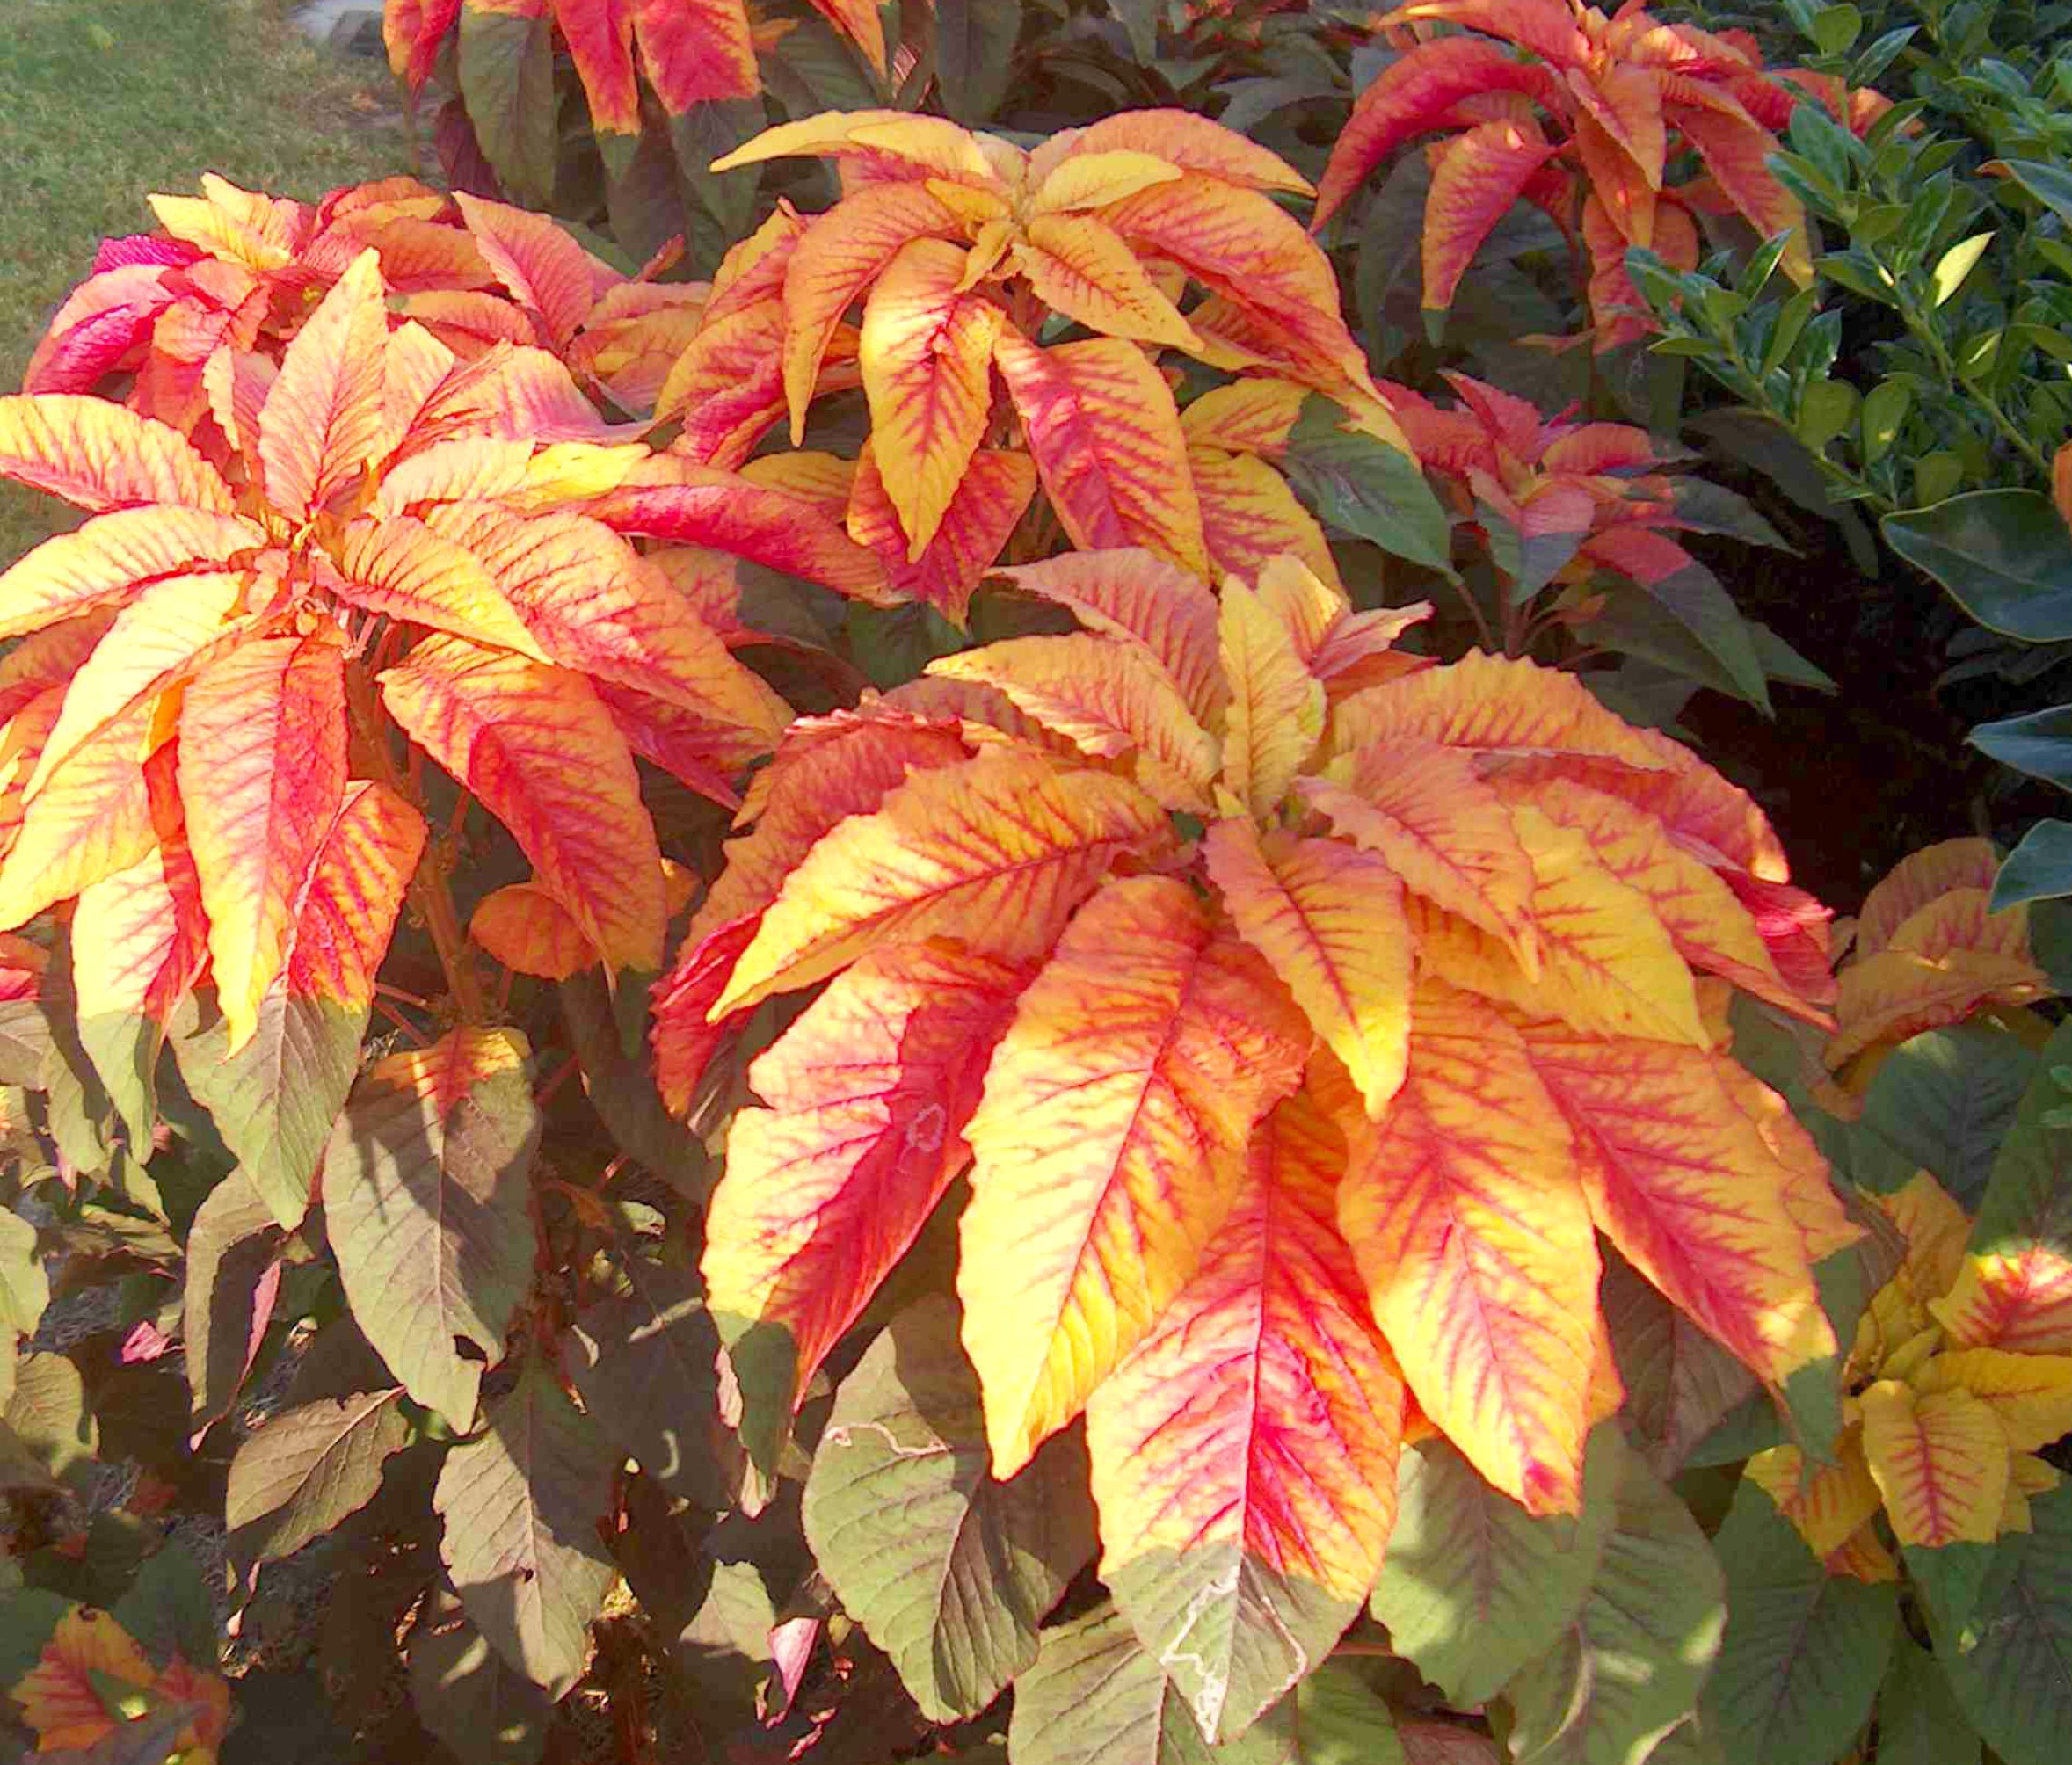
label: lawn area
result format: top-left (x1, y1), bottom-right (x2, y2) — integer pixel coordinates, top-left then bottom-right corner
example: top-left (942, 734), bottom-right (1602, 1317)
top-left (0, 0), bottom-right (412, 563)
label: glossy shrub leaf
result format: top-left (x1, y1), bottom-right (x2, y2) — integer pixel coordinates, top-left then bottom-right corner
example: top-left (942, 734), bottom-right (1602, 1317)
top-left (325, 1028), bottom-right (540, 1426)
top-left (1370, 1431), bottom-right (1614, 1710)
top-left (1700, 1480), bottom-right (1896, 1765)
top-left (1501, 1431), bottom-right (1727, 1765)
top-left (224, 1387), bottom-right (410, 1566)
top-left (803, 1296), bottom-right (1094, 1723)
top-left (1086, 1089), bottom-right (1405, 1742)
top-left (960, 876), bottom-right (1310, 1476)
top-left (435, 1352), bottom-right (618, 1698)
top-left (1993, 820), bottom-right (2072, 912)
top-left (1883, 490), bottom-right (2072, 642)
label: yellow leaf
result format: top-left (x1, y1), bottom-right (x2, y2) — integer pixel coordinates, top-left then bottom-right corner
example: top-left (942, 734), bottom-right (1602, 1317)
top-left (0, 507), bottom-right (261, 643)
top-left (1914, 1347), bottom-right (2072, 1453)
top-left (1014, 214), bottom-right (1200, 351)
top-left (1028, 148), bottom-right (1186, 214)
top-left (0, 392), bottom-right (235, 516)
top-left (257, 250), bottom-right (389, 520)
top-left (1859, 1378), bottom-right (2010, 1547)
top-left (1218, 577), bottom-right (1323, 816)
top-left (1745, 1430), bottom-right (1884, 1557)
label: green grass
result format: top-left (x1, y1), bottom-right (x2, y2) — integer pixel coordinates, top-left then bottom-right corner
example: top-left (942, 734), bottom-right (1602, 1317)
top-left (0, 0), bottom-right (412, 563)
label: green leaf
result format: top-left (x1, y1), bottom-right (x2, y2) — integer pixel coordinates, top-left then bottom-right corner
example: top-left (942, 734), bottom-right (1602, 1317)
top-left (2005, 158), bottom-right (2072, 229)
top-left (935, 0), bottom-right (1021, 124)
top-left (1501, 1430), bottom-right (1727, 1765)
top-left (1971, 705), bottom-right (2072, 788)
top-left (434, 1352), bottom-right (619, 1698)
top-left (1933, 232), bottom-right (1996, 306)
top-left (1289, 1661), bottom-right (1409, 1763)
top-left (1905, 1540), bottom-right (1999, 1648)
top-left (1851, 1025), bottom-right (2037, 1209)
top-left (456, 4), bottom-right (556, 209)
top-left (3, 1350), bottom-right (97, 1481)
top-left (225, 1387), bottom-right (410, 1566)
top-left (803, 1297), bottom-right (1094, 1723)
top-left (1930, 1480), bottom-right (2072, 1765)
top-left (1860, 379), bottom-right (1913, 465)
top-left (1369, 1431), bottom-right (1617, 1708)
top-left (1280, 396), bottom-right (1455, 576)
top-left (1600, 1253), bottom-right (1757, 1478)
top-left (1007, 1604), bottom-right (1292, 1765)
top-left (1699, 1481), bottom-right (1895, 1765)
top-left (1876, 1635), bottom-right (1980, 1765)
top-left (566, 1252), bottom-right (739, 1512)
top-left (181, 1170), bottom-right (284, 1434)
top-left (560, 971), bottom-right (709, 1199)
top-left (1995, 819), bottom-right (2072, 910)
top-left (406, 1581), bottom-right (552, 1765)
top-left (172, 990), bottom-right (367, 1231)
top-left (112, 1535), bottom-right (219, 1671)
top-left (668, 99), bottom-right (766, 274)
top-left (1798, 380), bottom-right (1859, 451)
top-left (1811, 4), bottom-right (1863, 54)
top-left (1883, 490), bottom-right (2072, 643)
top-left (0, 1207), bottom-right (47, 1336)
top-left (324, 1033), bottom-right (540, 1427)
top-left (0, 998), bottom-right (53, 1088)
top-left (1586, 565), bottom-right (1773, 712)
top-left (1962, 1019), bottom-right (2072, 1274)
top-left (0, 1582), bottom-right (70, 1686)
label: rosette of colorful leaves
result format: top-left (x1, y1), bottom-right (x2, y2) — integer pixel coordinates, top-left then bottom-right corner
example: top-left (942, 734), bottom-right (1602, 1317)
top-left (0, 242), bottom-right (886, 1232)
top-left (649, 106), bottom-right (1409, 616)
top-left (25, 174), bottom-right (706, 426)
top-left (662, 545), bottom-right (1852, 1740)
top-left (1312, 0), bottom-right (1892, 349)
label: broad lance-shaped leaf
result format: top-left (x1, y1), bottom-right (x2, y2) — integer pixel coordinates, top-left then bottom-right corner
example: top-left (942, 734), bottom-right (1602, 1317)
top-left (960, 875), bottom-right (1312, 1477)
top-left (1370, 1433), bottom-right (1617, 1711)
top-left (1014, 214), bottom-right (1199, 351)
top-left (183, 1171), bottom-right (286, 1436)
top-left (712, 746), bottom-right (1171, 1016)
top-left (382, 634), bottom-right (666, 977)
top-left (993, 330), bottom-right (1209, 579)
top-left (435, 1351), bottom-right (618, 1697)
top-left (845, 441), bottom-right (1038, 627)
top-left (326, 1028), bottom-right (540, 1425)
top-left (994, 548), bottom-right (1225, 725)
top-left (1858, 1379), bottom-right (2008, 1547)
top-left (0, 695), bottom-right (156, 933)
top-left (1515, 1022), bottom-right (1837, 1397)
top-left (1600, 1251), bottom-right (1758, 1478)
top-left (1189, 446), bottom-right (1341, 593)
top-left (469, 882), bottom-right (595, 982)
top-left (927, 633), bottom-right (1218, 812)
top-left (0, 506), bottom-right (259, 641)
top-left (1219, 577), bottom-right (1324, 817)
top-left (258, 249), bottom-right (388, 520)
top-left (859, 239), bottom-right (1005, 559)
top-left (803, 1297), bottom-right (1096, 1723)
top-left (225, 1387), bottom-right (410, 1566)
top-left (1203, 820), bottom-right (1411, 1119)
top-left (176, 779), bottom-right (425, 1229)
top-left (1086, 1087), bottom-right (1405, 1743)
top-left (1703, 1479), bottom-right (1898, 1765)
top-left (0, 391), bottom-right (234, 514)
top-left (1340, 978), bottom-right (1598, 1514)
top-left (406, 1582), bottom-right (554, 1765)
top-left (704, 943), bottom-right (1030, 1473)
top-left (326, 516), bottom-right (549, 660)
top-left (1501, 1429), bottom-right (1727, 1765)
top-left (179, 632), bottom-right (350, 1053)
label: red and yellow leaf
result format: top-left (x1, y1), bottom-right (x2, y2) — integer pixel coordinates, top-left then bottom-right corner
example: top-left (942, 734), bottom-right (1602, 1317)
top-left (705, 942), bottom-right (1031, 1413)
top-left (1827, 948), bottom-right (2054, 1071)
top-left (11, 1609), bottom-right (159, 1753)
top-left (1855, 839), bottom-right (2003, 956)
top-left (992, 330), bottom-right (1209, 578)
top-left (1934, 1250), bottom-right (2072, 1358)
top-left (0, 507), bottom-right (259, 642)
top-left (454, 192), bottom-right (598, 348)
top-left (1203, 819), bottom-right (1412, 1119)
top-left (1012, 214), bottom-right (1199, 351)
top-left (1085, 1086), bottom-right (1404, 1743)
top-left (1423, 120), bottom-right (1562, 313)
top-left (630, 0), bottom-right (758, 107)
top-left (844, 441), bottom-right (1036, 626)
top-left (928, 633), bottom-right (1218, 812)
top-left (961, 875), bottom-right (1312, 1475)
top-left (1219, 577), bottom-right (1325, 816)
top-left (0, 391), bottom-right (234, 514)
top-left (179, 631), bottom-right (350, 1051)
top-left (469, 882), bottom-right (596, 981)
top-left (1033, 110), bottom-right (1315, 198)
top-left (1189, 446), bottom-right (1341, 592)
top-left (0, 696), bottom-right (158, 929)
top-left (857, 240), bottom-right (1005, 559)
top-left (992, 548), bottom-right (1225, 723)
top-left (1914, 1347), bottom-right (2072, 1454)
top-left (257, 250), bottom-right (389, 520)
top-left (1339, 979), bottom-right (1597, 1514)
top-left (286, 779), bottom-right (425, 1009)
top-left (380, 634), bottom-right (665, 973)
top-left (326, 515), bottom-right (548, 658)
top-left (1744, 1430), bottom-right (1883, 1557)
top-left (712, 746), bottom-right (1172, 1015)
top-left (1859, 1379), bottom-right (2010, 1547)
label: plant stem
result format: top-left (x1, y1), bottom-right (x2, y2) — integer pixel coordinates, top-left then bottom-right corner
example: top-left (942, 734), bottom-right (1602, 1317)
top-left (344, 657), bottom-right (487, 1025)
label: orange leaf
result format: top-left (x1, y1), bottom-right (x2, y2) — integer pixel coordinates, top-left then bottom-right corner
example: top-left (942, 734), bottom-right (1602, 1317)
top-left (1856, 838), bottom-right (2002, 957)
top-left (1423, 120), bottom-right (1562, 313)
top-left (713, 746), bottom-right (1172, 1016)
top-left (705, 942), bottom-right (1030, 1415)
top-left (470, 882), bottom-right (596, 980)
top-left (991, 548), bottom-right (1225, 724)
top-left (1517, 1021), bottom-right (1836, 1391)
top-left (454, 192), bottom-right (598, 347)
top-left (1669, 104), bottom-right (1810, 286)
top-left (1859, 1379), bottom-right (2009, 1547)
top-left (1340, 978), bottom-right (1596, 1514)
top-left (858, 239), bottom-right (1005, 559)
top-left (1219, 577), bottom-right (1325, 816)
top-left (11, 1609), bottom-right (157, 1753)
top-left (72, 799), bottom-right (208, 1031)
top-left (1204, 819), bottom-right (1412, 1119)
top-left (961, 875), bottom-right (1312, 1474)
top-left (1827, 948), bottom-right (2054, 1071)
top-left (1885, 888), bottom-right (2031, 965)
top-left (1745, 1431), bottom-right (1883, 1557)
top-left (843, 441), bottom-right (1036, 626)
top-left (257, 250), bottom-right (389, 521)
top-left (630, 0), bottom-right (758, 107)
top-left (381, 634), bottom-right (665, 974)
top-left (0, 391), bottom-right (234, 514)
top-left (179, 632), bottom-right (351, 1052)
top-left (1085, 1086), bottom-right (1403, 1742)
top-left (287, 779), bottom-right (426, 1008)
top-left (1013, 214), bottom-right (1200, 351)
top-left (0, 507), bottom-right (259, 642)
top-left (928, 632), bottom-right (1218, 812)
top-left (326, 515), bottom-right (549, 659)
top-left (1934, 1250), bottom-right (2072, 1358)
top-left (992, 330), bottom-right (1209, 578)
top-left (0, 696), bottom-right (158, 930)
top-left (1189, 446), bottom-right (1342, 592)
top-left (1299, 737), bottom-right (1539, 970)
top-left (1177, 377), bottom-right (1310, 458)
top-left (1032, 110), bottom-right (1315, 197)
